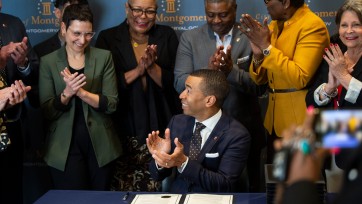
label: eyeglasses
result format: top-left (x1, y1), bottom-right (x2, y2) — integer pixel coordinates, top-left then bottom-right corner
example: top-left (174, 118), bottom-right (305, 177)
top-left (67, 27), bottom-right (96, 40)
top-left (128, 4), bottom-right (157, 18)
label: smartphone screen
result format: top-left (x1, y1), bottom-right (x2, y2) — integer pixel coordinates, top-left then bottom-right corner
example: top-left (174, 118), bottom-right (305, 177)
top-left (314, 109), bottom-right (362, 148)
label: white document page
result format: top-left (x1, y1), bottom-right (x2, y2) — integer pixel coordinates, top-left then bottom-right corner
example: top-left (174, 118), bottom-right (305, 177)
top-left (131, 194), bottom-right (182, 204)
top-left (184, 194), bottom-right (233, 204)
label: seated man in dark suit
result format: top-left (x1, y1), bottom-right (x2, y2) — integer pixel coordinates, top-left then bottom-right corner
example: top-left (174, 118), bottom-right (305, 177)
top-left (174, 0), bottom-right (266, 192)
top-left (147, 69), bottom-right (251, 192)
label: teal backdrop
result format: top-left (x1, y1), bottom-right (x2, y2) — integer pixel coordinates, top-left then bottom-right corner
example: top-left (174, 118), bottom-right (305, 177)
top-left (3, 0), bottom-right (344, 46)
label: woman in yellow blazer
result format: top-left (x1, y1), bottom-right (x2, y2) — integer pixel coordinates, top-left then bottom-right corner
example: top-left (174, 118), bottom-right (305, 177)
top-left (239, 0), bottom-right (329, 163)
top-left (39, 4), bottom-right (122, 190)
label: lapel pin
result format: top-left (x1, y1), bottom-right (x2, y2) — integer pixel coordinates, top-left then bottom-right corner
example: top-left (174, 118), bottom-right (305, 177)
top-left (236, 38), bottom-right (240, 42)
top-left (214, 136), bottom-right (218, 140)
top-left (2, 24), bottom-right (6, 28)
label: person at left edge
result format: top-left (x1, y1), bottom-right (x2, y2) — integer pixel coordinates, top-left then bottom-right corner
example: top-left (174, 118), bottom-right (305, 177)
top-left (39, 4), bottom-right (121, 190)
top-left (0, 0), bottom-right (39, 202)
top-left (147, 69), bottom-right (251, 193)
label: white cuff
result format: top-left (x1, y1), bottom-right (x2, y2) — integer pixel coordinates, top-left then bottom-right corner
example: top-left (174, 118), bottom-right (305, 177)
top-left (345, 77), bottom-right (362, 104)
top-left (155, 161), bottom-right (164, 171)
top-left (177, 157), bottom-right (189, 173)
top-left (17, 63), bottom-right (31, 76)
top-left (314, 83), bottom-right (332, 106)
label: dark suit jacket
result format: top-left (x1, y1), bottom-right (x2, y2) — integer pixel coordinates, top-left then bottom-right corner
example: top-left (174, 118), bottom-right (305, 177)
top-left (39, 46), bottom-right (122, 171)
top-left (0, 13), bottom-right (39, 110)
top-left (0, 13), bottom-right (38, 86)
top-left (95, 20), bottom-right (181, 144)
top-left (306, 57), bottom-right (362, 108)
top-left (0, 12), bottom-right (39, 203)
top-left (282, 143), bottom-right (362, 204)
top-left (34, 32), bottom-right (61, 58)
top-left (149, 113), bottom-right (251, 193)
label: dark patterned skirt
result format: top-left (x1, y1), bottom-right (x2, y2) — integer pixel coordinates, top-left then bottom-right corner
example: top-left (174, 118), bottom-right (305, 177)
top-left (110, 136), bottom-right (161, 192)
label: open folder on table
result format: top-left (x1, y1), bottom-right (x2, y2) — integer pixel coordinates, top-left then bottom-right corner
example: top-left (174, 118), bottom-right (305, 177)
top-left (184, 194), bottom-right (233, 204)
top-left (131, 194), bottom-right (182, 204)
top-left (131, 193), bottom-right (232, 204)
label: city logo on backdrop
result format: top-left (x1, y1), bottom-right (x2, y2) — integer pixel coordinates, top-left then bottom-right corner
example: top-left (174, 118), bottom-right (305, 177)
top-left (38, 0), bottom-right (52, 16)
top-left (252, 0), bottom-right (337, 33)
top-left (162, 0), bottom-right (180, 13)
top-left (25, 0), bottom-right (58, 35)
top-left (158, 0), bottom-right (204, 31)
top-left (307, 0), bottom-right (338, 32)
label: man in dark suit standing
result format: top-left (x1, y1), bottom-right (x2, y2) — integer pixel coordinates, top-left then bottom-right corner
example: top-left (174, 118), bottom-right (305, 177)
top-left (173, 0), bottom-right (266, 192)
top-left (33, 0), bottom-right (88, 58)
top-left (147, 69), bottom-right (250, 192)
top-left (0, 0), bottom-right (38, 202)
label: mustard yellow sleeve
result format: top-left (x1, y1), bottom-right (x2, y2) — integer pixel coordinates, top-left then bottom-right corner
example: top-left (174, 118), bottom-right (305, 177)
top-left (249, 62), bottom-right (268, 85)
top-left (260, 17), bottom-right (330, 90)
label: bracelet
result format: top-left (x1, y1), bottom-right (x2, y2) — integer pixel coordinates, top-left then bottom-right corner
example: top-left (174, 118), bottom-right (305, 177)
top-left (252, 56), bottom-right (264, 66)
top-left (61, 92), bottom-right (67, 98)
top-left (320, 84), bottom-right (338, 98)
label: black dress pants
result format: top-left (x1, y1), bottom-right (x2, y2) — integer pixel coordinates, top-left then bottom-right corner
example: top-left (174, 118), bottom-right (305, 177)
top-left (50, 131), bottom-right (115, 190)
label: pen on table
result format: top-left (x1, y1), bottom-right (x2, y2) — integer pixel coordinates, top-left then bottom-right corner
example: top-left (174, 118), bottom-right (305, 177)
top-left (122, 192), bottom-right (129, 201)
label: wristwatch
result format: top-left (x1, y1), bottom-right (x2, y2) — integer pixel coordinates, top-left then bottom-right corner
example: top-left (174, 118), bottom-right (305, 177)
top-left (262, 45), bottom-right (272, 56)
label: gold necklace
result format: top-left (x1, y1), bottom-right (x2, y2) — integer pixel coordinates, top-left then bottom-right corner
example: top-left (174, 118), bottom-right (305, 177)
top-left (132, 39), bottom-right (139, 48)
top-left (131, 37), bottom-right (148, 48)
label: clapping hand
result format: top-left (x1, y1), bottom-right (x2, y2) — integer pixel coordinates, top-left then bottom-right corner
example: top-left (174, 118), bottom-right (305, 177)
top-left (136, 45), bottom-right (158, 76)
top-left (0, 37), bottom-right (29, 68)
top-left (208, 45), bottom-right (233, 76)
top-left (60, 68), bottom-right (86, 97)
top-left (146, 128), bottom-right (171, 155)
top-left (324, 44), bottom-right (350, 81)
top-left (0, 37), bottom-right (29, 67)
top-left (323, 43), bottom-right (354, 92)
top-left (8, 80), bottom-right (31, 106)
top-left (239, 14), bottom-right (271, 56)
top-left (11, 37), bottom-right (29, 67)
top-left (0, 80), bottom-right (31, 110)
top-left (150, 136), bottom-right (187, 169)
top-left (0, 87), bottom-right (11, 111)
top-left (142, 44), bottom-right (158, 71)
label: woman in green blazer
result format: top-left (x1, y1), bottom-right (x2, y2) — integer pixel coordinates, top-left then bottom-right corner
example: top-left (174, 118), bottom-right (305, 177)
top-left (39, 4), bottom-right (122, 190)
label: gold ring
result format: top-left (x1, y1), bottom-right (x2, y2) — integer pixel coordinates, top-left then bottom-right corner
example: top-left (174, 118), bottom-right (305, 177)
top-left (246, 28), bottom-right (251, 32)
